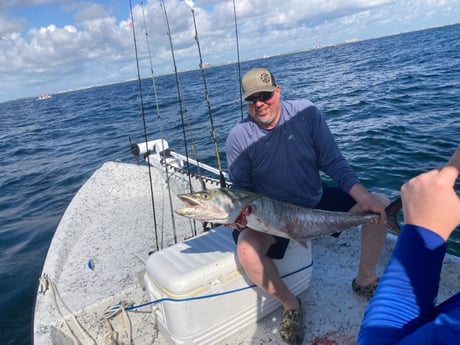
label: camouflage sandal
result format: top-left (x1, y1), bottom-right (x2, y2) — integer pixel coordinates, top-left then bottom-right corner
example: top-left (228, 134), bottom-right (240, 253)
top-left (279, 298), bottom-right (304, 345)
top-left (352, 278), bottom-right (379, 299)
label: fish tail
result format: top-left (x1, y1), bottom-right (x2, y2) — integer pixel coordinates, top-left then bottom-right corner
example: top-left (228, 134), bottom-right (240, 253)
top-left (385, 197), bottom-right (402, 235)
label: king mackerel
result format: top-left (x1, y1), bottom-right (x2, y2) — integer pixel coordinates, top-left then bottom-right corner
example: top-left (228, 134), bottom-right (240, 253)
top-left (176, 188), bottom-right (401, 248)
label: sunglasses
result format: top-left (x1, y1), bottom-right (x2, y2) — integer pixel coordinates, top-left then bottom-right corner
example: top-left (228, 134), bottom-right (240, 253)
top-left (245, 91), bottom-right (274, 104)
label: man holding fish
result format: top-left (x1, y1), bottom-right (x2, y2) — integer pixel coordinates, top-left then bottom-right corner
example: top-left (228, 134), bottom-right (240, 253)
top-left (225, 68), bottom-right (391, 344)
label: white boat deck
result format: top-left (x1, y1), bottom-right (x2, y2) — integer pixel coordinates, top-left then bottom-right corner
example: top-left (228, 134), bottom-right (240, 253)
top-left (33, 161), bottom-right (460, 344)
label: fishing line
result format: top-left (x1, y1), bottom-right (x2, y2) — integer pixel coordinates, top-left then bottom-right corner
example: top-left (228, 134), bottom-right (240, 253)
top-left (129, 0), bottom-right (160, 251)
top-left (140, 1), bottom-right (178, 247)
top-left (159, 0), bottom-right (201, 197)
top-left (231, 0), bottom-right (244, 120)
top-left (185, 1), bottom-right (227, 189)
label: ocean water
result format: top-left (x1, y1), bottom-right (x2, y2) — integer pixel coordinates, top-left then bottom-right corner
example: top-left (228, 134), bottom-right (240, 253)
top-left (1, 24), bottom-right (459, 344)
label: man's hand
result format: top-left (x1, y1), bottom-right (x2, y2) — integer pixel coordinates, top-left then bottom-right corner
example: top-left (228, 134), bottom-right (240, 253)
top-left (349, 183), bottom-right (388, 223)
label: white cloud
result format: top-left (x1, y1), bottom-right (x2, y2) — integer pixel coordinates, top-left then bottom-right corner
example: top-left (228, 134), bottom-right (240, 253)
top-left (0, 0), bottom-right (459, 102)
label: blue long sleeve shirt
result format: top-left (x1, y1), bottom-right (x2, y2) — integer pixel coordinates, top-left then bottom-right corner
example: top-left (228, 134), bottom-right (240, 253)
top-left (358, 225), bottom-right (460, 344)
top-left (226, 100), bottom-right (359, 207)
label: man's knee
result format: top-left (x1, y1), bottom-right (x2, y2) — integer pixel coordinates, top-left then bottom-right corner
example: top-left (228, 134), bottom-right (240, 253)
top-left (236, 230), bottom-right (274, 266)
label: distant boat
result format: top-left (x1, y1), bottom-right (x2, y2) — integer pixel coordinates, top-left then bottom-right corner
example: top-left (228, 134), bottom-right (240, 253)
top-left (37, 94), bottom-right (52, 100)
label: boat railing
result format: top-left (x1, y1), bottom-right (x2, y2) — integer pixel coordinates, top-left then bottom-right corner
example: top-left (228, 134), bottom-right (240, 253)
top-left (131, 139), bottom-right (229, 187)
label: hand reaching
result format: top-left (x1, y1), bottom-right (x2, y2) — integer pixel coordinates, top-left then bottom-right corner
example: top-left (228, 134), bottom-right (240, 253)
top-left (401, 145), bottom-right (460, 240)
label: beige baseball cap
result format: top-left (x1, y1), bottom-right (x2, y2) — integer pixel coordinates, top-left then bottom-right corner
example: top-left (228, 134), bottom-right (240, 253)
top-left (242, 68), bottom-right (277, 100)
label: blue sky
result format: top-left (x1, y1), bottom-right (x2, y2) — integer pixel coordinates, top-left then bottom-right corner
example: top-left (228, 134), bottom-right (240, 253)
top-left (0, 0), bottom-right (459, 102)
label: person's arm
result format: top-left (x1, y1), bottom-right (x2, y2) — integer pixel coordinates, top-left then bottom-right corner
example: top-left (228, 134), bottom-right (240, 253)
top-left (226, 126), bottom-right (253, 191)
top-left (348, 183), bottom-right (387, 222)
top-left (401, 145), bottom-right (460, 240)
top-left (358, 223), bottom-right (447, 345)
top-left (309, 109), bottom-right (386, 219)
top-left (358, 145), bottom-right (460, 345)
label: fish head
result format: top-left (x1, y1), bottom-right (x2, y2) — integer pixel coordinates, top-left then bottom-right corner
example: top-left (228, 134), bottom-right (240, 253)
top-left (175, 188), bottom-right (256, 224)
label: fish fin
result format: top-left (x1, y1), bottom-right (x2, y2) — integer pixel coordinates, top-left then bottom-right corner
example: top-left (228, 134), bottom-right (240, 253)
top-left (295, 238), bottom-right (310, 248)
top-left (385, 197), bottom-right (402, 235)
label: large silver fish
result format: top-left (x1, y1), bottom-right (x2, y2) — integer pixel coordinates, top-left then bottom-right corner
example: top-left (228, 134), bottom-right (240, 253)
top-left (175, 188), bottom-right (401, 247)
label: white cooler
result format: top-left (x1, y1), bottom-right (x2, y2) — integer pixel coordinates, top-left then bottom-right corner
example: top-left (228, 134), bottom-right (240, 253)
top-left (143, 226), bottom-right (312, 345)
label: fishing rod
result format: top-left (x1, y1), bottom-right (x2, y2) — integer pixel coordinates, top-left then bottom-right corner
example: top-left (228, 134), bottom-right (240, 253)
top-left (128, 0), bottom-right (160, 251)
top-left (139, 1), bottom-right (178, 247)
top-left (231, 0), bottom-right (244, 120)
top-left (159, 0), bottom-right (203, 191)
top-left (160, 0), bottom-right (207, 236)
top-left (185, 0), bottom-right (227, 189)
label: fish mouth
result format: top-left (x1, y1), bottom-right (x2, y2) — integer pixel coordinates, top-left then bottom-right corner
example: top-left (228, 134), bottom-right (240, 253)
top-left (176, 193), bottom-right (228, 223)
top-left (177, 194), bottom-right (202, 207)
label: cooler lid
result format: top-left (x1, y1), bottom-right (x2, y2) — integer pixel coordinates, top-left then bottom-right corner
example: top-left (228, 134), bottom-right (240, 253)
top-left (145, 226), bottom-right (239, 295)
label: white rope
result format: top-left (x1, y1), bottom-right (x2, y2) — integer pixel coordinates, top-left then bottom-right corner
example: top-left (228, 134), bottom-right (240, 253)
top-left (38, 275), bottom-right (160, 345)
top-left (102, 301), bottom-right (133, 345)
top-left (102, 301), bottom-right (161, 345)
top-left (102, 318), bottom-right (120, 345)
top-left (38, 274), bottom-right (96, 345)
top-left (151, 305), bottom-right (160, 344)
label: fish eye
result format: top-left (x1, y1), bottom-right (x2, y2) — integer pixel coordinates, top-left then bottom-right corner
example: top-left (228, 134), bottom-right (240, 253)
top-left (202, 193), bottom-right (210, 200)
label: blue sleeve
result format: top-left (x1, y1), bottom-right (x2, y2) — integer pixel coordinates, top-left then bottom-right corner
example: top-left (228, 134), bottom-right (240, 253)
top-left (308, 106), bottom-right (359, 192)
top-left (358, 224), bottom-right (446, 345)
top-left (225, 124), bottom-right (254, 192)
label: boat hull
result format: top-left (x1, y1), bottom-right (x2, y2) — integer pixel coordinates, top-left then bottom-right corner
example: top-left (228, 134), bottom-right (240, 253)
top-left (33, 161), bottom-right (460, 344)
